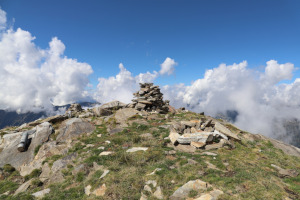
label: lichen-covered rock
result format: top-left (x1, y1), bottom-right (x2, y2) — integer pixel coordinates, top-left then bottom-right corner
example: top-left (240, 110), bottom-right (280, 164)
top-left (0, 122), bottom-right (53, 170)
top-left (56, 118), bottom-right (95, 143)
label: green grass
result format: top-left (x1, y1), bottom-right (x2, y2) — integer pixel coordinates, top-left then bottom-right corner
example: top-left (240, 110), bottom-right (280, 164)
top-left (24, 169), bottom-right (42, 181)
top-left (0, 180), bottom-right (19, 194)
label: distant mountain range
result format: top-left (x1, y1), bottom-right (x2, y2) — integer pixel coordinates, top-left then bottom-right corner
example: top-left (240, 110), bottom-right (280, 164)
top-left (0, 102), bottom-right (100, 129)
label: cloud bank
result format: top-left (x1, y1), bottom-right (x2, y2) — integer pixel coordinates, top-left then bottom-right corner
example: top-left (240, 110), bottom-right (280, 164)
top-left (0, 8), bottom-right (93, 113)
top-left (162, 60), bottom-right (300, 144)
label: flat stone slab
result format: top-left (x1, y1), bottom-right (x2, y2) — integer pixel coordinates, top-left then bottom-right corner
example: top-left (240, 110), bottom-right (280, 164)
top-left (214, 122), bottom-right (240, 140)
top-left (177, 132), bottom-right (214, 144)
top-left (32, 188), bottom-right (51, 199)
top-left (126, 147), bottom-right (148, 153)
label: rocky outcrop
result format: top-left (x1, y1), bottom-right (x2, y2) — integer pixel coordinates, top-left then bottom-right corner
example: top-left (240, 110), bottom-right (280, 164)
top-left (0, 122), bottom-right (53, 169)
top-left (65, 103), bottom-right (83, 117)
top-left (130, 83), bottom-right (170, 113)
top-left (56, 118), bottom-right (95, 143)
top-left (169, 119), bottom-right (239, 150)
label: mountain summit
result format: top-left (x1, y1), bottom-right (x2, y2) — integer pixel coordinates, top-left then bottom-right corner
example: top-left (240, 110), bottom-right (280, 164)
top-left (0, 83), bottom-right (299, 200)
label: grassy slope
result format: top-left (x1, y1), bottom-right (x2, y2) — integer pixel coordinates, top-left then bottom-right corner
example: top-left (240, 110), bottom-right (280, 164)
top-left (0, 111), bottom-right (300, 200)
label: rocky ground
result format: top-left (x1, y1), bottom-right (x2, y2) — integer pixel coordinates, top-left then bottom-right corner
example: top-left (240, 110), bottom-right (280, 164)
top-left (0, 85), bottom-right (300, 200)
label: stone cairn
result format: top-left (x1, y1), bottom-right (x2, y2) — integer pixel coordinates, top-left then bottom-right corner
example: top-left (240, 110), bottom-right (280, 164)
top-left (130, 83), bottom-right (169, 113)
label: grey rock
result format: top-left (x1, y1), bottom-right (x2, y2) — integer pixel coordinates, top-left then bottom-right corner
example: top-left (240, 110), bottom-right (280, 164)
top-left (100, 100), bottom-right (126, 110)
top-left (39, 163), bottom-right (51, 182)
top-left (177, 132), bottom-right (214, 144)
top-left (153, 186), bottom-right (164, 199)
top-left (109, 128), bottom-right (124, 135)
top-left (51, 153), bottom-right (77, 173)
top-left (201, 152), bottom-right (218, 156)
top-left (126, 147), bottom-right (148, 153)
top-left (56, 118), bottom-right (95, 143)
top-left (170, 179), bottom-right (208, 200)
top-left (181, 121), bottom-right (197, 128)
top-left (45, 115), bottom-right (68, 124)
top-left (271, 164), bottom-right (299, 177)
top-left (169, 131), bottom-right (180, 145)
top-left (214, 122), bottom-right (240, 140)
top-left (0, 122), bottom-right (53, 170)
top-left (32, 188), bottom-right (50, 199)
top-left (174, 144), bottom-right (196, 153)
top-left (115, 108), bottom-right (138, 125)
top-left (92, 107), bottom-right (112, 117)
top-left (14, 179), bottom-right (32, 195)
top-left (205, 139), bottom-right (226, 150)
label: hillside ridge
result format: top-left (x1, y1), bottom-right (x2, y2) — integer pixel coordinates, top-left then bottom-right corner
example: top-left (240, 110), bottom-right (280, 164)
top-left (0, 83), bottom-right (300, 200)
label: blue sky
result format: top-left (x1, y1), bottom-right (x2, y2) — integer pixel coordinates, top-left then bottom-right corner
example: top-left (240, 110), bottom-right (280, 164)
top-left (2, 0), bottom-right (300, 87)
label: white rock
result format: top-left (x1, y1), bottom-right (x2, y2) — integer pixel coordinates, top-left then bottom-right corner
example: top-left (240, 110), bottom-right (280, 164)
top-left (105, 140), bottom-right (111, 144)
top-left (145, 180), bottom-right (157, 187)
top-left (85, 185), bottom-right (92, 196)
top-left (147, 168), bottom-right (162, 176)
top-left (99, 151), bottom-right (113, 156)
top-left (153, 186), bottom-right (164, 199)
top-left (144, 185), bottom-right (152, 193)
top-left (126, 147), bottom-right (148, 153)
top-left (201, 152), bottom-right (218, 156)
top-left (140, 192), bottom-right (148, 200)
top-left (100, 170), bottom-right (110, 179)
top-left (32, 188), bottom-right (50, 199)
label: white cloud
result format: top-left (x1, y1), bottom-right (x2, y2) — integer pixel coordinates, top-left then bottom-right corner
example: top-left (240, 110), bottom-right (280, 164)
top-left (159, 57), bottom-right (177, 75)
top-left (95, 63), bottom-right (158, 104)
top-left (264, 60), bottom-right (294, 84)
top-left (0, 8), bottom-right (6, 30)
top-left (0, 9), bottom-right (93, 113)
top-left (162, 60), bottom-right (300, 144)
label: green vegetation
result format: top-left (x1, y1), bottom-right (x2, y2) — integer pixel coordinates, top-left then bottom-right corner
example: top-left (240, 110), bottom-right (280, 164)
top-left (0, 110), bottom-right (299, 199)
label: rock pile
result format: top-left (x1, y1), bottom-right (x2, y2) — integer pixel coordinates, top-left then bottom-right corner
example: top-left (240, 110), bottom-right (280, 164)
top-left (169, 118), bottom-right (240, 150)
top-left (129, 83), bottom-right (169, 113)
top-left (66, 103), bottom-right (83, 117)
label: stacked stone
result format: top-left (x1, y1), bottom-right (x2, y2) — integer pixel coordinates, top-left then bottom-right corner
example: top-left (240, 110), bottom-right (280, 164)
top-left (131, 83), bottom-right (169, 113)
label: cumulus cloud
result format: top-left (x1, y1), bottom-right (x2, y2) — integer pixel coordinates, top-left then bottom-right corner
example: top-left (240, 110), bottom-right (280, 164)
top-left (159, 57), bottom-right (177, 75)
top-left (95, 63), bottom-right (158, 103)
top-left (0, 8), bottom-right (93, 113)
top-left (162, 60), bottom-right (300, 144)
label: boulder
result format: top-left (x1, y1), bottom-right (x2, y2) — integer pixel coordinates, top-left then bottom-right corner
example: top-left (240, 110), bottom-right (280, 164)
top-left (56, 118), bottom-right (95, 143)
top-left (92, 107), bottom-right (112, 117)
top-left (170, 179), bottom-right (208, 200)
top-left (20, 141), bottom-right (67, 176)
top-left (271, 164), bottom-right (299, 178)
top-left (214, 122), bottom-right (240, 140)
top-left (0, 122), bottom-right (53, 170)
top-left (51, 153), bottom-right (77, 173)
top-left (32, 188), bottom-right (51, 199)
top-left (100, 100), bottom-right (126, 110)
top-left (169, 131), bottom-right (180, 145)
top-left (115, 108), bottom-right (138, 125)
top-left (177, 132), bottom-right (214, 144)
top-left (14, 179), bottom-right (32, 195)
top-left (39, 163), bottom-right (51, 182)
